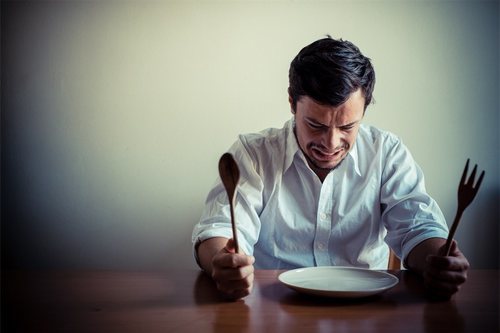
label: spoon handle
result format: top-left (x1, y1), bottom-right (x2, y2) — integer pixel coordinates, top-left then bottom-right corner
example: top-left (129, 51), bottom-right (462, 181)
top-left (229, 195), bottom-right (239, 253)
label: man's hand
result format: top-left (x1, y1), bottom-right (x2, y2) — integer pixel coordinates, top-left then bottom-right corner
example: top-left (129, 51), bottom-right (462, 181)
top-left (210, 238), bottom-right (255, 299)
top-left (423, 240), bottom-right (469, 299)
top-left (407, 238), bottom-right (469, 299)
top-left (197, 237), bottom-right (255, 299)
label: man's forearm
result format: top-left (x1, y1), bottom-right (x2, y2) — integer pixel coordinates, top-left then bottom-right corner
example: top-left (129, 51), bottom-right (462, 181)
top-left (406, 237), bottom-right (446, 274)
top-left (197, 237), bottom-right (229, 274)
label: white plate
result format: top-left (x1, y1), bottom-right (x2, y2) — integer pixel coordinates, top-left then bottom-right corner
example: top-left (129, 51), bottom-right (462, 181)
top-left (278, 266), bottom-right (399, 298)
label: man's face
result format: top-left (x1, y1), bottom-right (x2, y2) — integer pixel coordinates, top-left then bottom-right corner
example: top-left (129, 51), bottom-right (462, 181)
top-left (291, 89), bottom-right (365, 179)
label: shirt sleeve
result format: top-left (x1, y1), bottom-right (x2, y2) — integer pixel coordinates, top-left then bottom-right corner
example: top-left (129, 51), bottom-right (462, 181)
top-left (191, 136), bottom-right (265, 265)
top-left (380, 136), bottom-right (449, 267)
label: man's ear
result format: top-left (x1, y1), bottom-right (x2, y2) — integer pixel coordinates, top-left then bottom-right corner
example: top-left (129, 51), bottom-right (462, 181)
top-left (288, 89), bottom-right (296, 114)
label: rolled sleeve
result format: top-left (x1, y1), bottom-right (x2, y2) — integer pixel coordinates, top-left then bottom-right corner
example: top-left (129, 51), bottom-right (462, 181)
top-left (380, 138), bottom-right (449, 265)
top-left (191, 137), bottom-right (265, 263)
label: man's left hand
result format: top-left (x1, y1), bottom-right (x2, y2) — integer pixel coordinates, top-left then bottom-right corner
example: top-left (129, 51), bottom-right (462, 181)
top-left (423, 240), bottom-right (469, 299)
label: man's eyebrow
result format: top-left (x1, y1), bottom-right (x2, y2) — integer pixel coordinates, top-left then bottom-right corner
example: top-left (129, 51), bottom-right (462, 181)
top-left (338, 120), bottom-right (360, 128)
top-left (304, 117), bottom-right (361, 128)
top-left (304, 117), bottom-right (328, 126)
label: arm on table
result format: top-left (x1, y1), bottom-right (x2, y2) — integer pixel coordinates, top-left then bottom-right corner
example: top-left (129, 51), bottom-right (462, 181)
top-left (406, 237), bottom-right (469, 298)
top-left (197, 237), bottom-right (255, 299)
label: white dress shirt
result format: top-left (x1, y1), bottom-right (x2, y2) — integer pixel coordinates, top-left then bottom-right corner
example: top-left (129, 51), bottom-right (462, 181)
top-left (192, 119), bottom-right (448, 269)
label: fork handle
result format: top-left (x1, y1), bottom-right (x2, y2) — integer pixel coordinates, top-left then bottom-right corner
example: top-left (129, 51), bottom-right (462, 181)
top-left (444, 209), bottom-right (463, 256)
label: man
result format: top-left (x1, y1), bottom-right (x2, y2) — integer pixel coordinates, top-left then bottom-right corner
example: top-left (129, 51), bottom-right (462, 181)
top-left (192, 36), bottom-right (469, 300)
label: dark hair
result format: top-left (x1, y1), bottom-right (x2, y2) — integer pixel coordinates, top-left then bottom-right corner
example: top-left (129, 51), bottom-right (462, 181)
top-left (288, 36), bottom-right (375, 111)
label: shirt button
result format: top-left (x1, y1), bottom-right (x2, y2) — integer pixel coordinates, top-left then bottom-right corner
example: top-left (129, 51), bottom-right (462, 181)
top-left (319, 213), bottom-right (327, 220)
top-left (318, 243), bottom-right (326, 250)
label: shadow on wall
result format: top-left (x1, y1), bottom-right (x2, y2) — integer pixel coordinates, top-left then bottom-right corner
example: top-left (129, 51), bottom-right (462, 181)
top-left (459, 186), bottom-right (500, 269)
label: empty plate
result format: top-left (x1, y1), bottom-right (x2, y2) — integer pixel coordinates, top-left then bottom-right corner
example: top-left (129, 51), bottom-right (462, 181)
top-left (278, 266), bottom-right (399, 298)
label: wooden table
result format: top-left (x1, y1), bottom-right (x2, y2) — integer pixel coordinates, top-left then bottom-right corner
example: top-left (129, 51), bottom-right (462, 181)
top-left (2, 269), bottom-right (499, 332)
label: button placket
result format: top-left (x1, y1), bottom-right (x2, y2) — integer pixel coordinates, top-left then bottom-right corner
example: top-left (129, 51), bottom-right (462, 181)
top-left (313, 174), bottom-right (334, 266)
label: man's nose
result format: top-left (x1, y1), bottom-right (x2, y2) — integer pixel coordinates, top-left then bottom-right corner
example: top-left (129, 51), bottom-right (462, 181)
top-left (324, 128), bottom-right (341, 149)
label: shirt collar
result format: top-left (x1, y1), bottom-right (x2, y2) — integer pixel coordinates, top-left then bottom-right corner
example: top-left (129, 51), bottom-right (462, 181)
top-left (283, 118), bottom-right (301, 173)
top-left (283, 117), bottom-right (362, 177)
top-left (348, 140), bottom-right (362, 177)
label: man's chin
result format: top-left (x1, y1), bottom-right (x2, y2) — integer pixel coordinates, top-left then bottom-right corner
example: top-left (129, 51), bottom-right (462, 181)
top-left (316, 162), bottom-right (339, 170)
top-left (310, 154), bottom-right (347, 171)
top-left (309, 158), bottom-right (340, 171)
top-left (300, 146), bottom-right (348, 173)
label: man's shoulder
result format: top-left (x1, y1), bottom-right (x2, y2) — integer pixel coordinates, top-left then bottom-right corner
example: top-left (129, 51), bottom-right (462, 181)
top-left (358, 124), bottom-right (401, 147)
top-left (231, 120), bottom-right (293, 175)
top-left (237, 121), bottom-right (290, 151)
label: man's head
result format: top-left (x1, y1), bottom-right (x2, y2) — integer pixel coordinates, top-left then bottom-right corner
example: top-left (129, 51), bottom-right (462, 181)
top-left (288, 37), bottom-right (375, 179)
top-left (288, 36), bottom-right (375, 112)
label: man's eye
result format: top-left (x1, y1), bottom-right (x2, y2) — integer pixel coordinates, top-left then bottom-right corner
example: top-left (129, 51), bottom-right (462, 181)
top-left (308, 123), bottom-right (323, 129)
top-left (341, 125), bottom-right (355, 131)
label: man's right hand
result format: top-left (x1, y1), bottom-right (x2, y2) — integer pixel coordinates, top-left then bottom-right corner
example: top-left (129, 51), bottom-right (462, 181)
top-left (198, 237), bottom-right (255, 299)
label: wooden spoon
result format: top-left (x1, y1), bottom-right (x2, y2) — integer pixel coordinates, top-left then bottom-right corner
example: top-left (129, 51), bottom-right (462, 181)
top-left (218, 153), bottom-right (240, 253)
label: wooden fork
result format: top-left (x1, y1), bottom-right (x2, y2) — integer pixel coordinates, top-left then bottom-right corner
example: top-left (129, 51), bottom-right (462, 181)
top-left (444, 159), bottom-right (485, 255)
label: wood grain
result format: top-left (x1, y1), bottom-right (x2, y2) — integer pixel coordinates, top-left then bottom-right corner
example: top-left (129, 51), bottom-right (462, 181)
top-left (2, 269), bottom-right (498, 333)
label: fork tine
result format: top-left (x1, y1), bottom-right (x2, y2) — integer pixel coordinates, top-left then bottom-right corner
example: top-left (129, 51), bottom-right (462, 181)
top-left (460, 159), bottom-right (470, 186)
top-left (474, 170), bottom-right (485, 190)
top-left (467, 164), bottom-right (478, 186)
top-left (446, 159), bottom-right (485, 256)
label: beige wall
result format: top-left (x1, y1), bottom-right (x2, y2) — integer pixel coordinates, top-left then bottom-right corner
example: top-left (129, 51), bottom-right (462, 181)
top-left (2, 1), bottom-right (499, 269)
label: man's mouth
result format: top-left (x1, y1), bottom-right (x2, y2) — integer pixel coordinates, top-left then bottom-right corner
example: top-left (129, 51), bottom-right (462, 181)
top-left (311, 146), bottom-right (345, 161)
